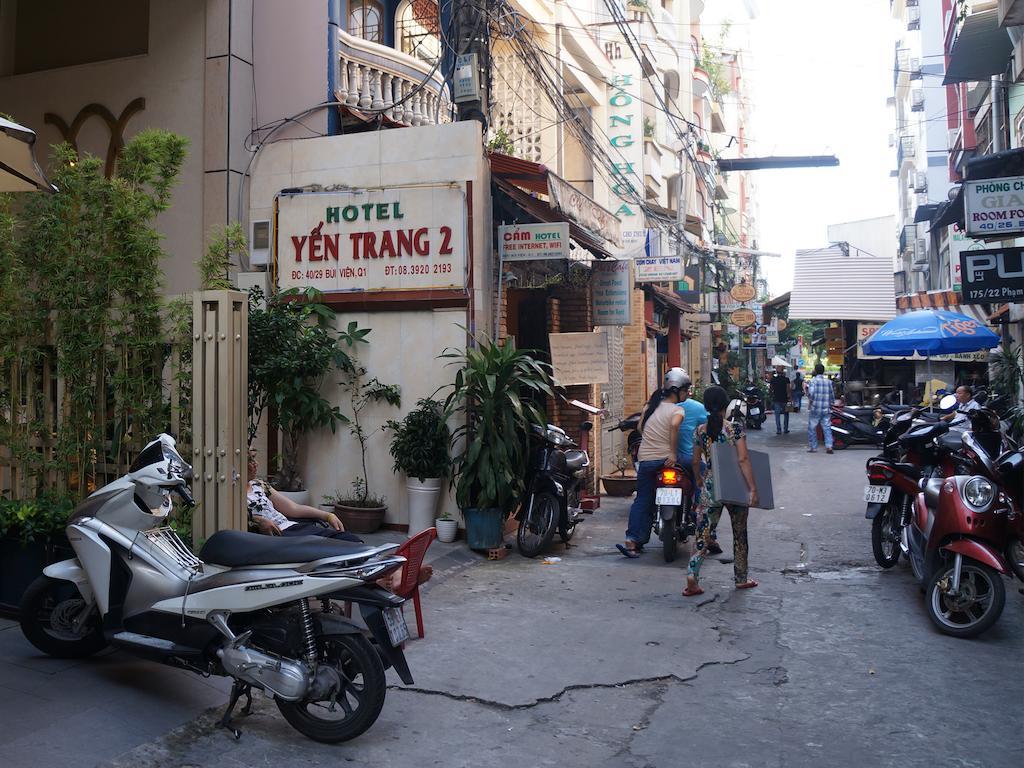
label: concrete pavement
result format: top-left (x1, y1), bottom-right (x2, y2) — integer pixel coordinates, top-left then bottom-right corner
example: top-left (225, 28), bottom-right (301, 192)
top-left (2, 425), bottom-right (1022, 767)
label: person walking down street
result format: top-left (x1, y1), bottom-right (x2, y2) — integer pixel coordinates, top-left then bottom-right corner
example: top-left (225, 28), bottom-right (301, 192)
top-left (805, 363), bottom-right (835, 454)
top-left (791, 371), bottom-right (804, 412)
top-left (770, 366), bottom-right (792, 435)
top-left (684, 385), bottom-right (759, 596)
top-left (674, 370), bottom-right (721, 553)
top-left (617, 369), bottom-right (686, 558)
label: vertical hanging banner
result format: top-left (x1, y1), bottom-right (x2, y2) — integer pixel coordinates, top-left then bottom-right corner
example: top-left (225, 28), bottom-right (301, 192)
top-left (634, 229), bottom-right (683, 282)
top-left (604, 53), bottom-right (646, 255)
top-left (591, 259), bottom-right (632, 325)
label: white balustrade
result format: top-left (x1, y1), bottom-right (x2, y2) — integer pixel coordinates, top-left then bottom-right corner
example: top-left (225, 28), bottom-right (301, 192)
top-left (338, 32), bottom-right (451, 126)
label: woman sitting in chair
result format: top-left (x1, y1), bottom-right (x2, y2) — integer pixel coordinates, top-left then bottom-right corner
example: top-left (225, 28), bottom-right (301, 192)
top-left (247, 450), bottom-right (363, 542)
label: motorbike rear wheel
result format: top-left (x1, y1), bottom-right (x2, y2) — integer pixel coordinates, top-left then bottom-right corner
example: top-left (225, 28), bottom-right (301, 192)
top-left (660, 509), bottom-right (679, 563)
top-left (19, 575), bottom-right (107, 659)
top-left (517, 492), bottom-right (558, 558)
top-left (276, 633), bottom-right (386, 743)
top-left (925, 560), bottom-right (1006, 639)
top-left (831, 434), bottom-right (848, 450)
top-left (871, 505), bottom-right (901, 568)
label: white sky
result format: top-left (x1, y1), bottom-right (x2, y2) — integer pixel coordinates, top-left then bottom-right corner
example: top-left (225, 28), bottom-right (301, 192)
top-left (739, 0), bottom-right (899, 296)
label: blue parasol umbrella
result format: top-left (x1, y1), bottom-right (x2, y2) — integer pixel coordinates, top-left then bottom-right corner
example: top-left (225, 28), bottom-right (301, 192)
top-left (862, 309), bottom-right (1000, 357)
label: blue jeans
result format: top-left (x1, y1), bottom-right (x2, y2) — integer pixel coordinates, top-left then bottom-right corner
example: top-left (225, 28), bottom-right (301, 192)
top-left (626, 460), bottom-right (665, 545)
top-left (792, 392), bottom-right (803, 411)
top-left (773, 401), bottom-right (789, 433)
top-left (807, 413), bottom-right (833, 450)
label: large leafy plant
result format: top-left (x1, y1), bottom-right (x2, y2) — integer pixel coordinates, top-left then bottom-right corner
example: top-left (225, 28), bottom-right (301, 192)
top-left (0, 493), bottom-right (75, 545)
top-left (990, 344), bottom-right (1024, 441)
top-left (443, 336), bottom-right (555, 513)
top-left (247, 287), bottom-right (360, 491)
top-left (385, 398), bottom-right (451, 482)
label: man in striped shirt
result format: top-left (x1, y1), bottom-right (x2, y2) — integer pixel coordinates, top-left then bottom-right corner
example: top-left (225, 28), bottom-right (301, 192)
top-left (805, 363), bottom-right (835, 454)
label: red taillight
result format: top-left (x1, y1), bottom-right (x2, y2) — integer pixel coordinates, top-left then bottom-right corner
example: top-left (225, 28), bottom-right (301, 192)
top-left (659, 469), bottom-right (680, 485)
top-left (867, 465), bottom-right (894, 483)
top-left (831, 418), bottom-right (842, 426)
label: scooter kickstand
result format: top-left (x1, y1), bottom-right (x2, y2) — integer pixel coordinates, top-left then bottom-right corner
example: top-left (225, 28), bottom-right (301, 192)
top-left (218, 680), bottom-right (253, 740)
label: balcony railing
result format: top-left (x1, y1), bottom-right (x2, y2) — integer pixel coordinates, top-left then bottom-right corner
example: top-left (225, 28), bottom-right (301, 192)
top-left (337, 31), bottom-right (451, 126)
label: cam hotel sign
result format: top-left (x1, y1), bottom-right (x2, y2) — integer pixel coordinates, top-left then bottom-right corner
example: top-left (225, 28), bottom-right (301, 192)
top-left (277, 187), bottom-right (466, 293)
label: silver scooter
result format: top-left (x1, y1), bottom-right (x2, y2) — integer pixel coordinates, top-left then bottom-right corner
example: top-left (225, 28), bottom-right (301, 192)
top-left (19, 434), bottom-right (413, 743)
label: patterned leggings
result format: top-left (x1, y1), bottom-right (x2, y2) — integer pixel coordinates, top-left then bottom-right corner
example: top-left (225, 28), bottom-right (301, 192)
top-left (687, 504), bottom-right (750, 585)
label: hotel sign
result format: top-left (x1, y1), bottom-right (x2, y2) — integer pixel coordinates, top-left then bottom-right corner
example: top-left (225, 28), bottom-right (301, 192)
top-left (499, 222), bottom-right (570, 261)
top-left (605, 61), bottom-right (646, 253)
top-left (959, 246), bottom-right (1024, 304)
top-left (591, 259), bottom-right (631, 326)
top-left (964, 176), bottom-right (1024, 237)
top-left (277, 187), bottom-right (466, 293)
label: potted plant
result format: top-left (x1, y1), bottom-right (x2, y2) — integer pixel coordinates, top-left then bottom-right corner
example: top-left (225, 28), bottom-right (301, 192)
top-left (443, 335), bottom-right (555, 550)
top-left (0, 494), bottom-right (75, 615)
top-left (434, 510), bottom-right (458, 543)
top-left (385, 398), bottom-right (452, 536)
top-left (601, 452), bottom-right (637, 497)
top-left (333, 350), bottom-right (401, 533)
top-left (319, 491), bottom-right (341, 515)
top-left (248, 287), bottom-right (356, 504)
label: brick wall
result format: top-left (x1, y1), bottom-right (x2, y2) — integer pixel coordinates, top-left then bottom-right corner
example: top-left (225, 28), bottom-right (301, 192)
top-left (622, 288), bottom-right (649, 418)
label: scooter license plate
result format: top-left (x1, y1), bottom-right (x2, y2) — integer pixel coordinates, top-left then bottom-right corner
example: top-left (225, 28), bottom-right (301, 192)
top-left (383, 607), bottom-right (410, 646)
top-left (656, 487), bottom-right (682, 505)
top-left (749, 407), bottom-right (760, 415)
top-left (863, 485), bottom-right (892, 504)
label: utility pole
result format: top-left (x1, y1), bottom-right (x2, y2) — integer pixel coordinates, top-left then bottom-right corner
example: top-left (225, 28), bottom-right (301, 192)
top-left (453, 0), bottom-right (490, 128)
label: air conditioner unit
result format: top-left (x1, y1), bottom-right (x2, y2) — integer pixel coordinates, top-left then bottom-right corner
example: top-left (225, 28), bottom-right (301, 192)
top-left (888, 133), bottom-right (896, 148)
top-left (909, 58), bottom-right (922, 80)
top-left (914, 172), bottom-right (927, 193)
top-left (907, 7), bottom-right (920, 30)
top-left (911, 89), bottom-right (924, 112)
top-left (906, 0), bottom-right (918, 5)
top-left (916, 193), bottom-right (930, 208)
top-left (914, 238), bottom-right (928, 264)
top-left (947, 127), bottom-right (961, 149)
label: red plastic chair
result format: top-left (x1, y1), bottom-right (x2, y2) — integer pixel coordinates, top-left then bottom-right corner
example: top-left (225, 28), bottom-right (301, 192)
top-left (393, 527), bottom-right (437, 639)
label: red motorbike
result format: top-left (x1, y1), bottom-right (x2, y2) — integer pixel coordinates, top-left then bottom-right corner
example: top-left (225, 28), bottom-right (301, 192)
top-left (908, 425), bottom-right (1023, 638)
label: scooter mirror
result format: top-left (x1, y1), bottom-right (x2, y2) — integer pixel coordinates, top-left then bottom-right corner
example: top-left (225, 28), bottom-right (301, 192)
top-left (938, 394), bottom-right (957, 411)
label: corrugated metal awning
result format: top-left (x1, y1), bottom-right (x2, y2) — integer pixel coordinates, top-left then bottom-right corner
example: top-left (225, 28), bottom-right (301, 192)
top-left (789, 246), bottom-right (897, 322)
top-left (943, 9), bottom-right (1014, 85)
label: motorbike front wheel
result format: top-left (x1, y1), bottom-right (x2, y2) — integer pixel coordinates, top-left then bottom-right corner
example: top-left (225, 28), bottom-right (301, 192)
top-left (276, 633), bottom-right (387, 743)
top-left (871, 505), bottom-right (901, 568)
top-left (517, 492), bottom-right (558, 558)
top-left (659, 508), bottom-right (679, 563)
top-left (925, 560), bottom-right (1006, 639)
top-left (19, 575), bottom-right (107, 659)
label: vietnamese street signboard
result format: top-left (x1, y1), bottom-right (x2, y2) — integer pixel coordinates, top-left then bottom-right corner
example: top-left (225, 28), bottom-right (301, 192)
top-left (731, 308), bottom-right (756, 327)
top-left (591, 259), bottom-right (632, 326)
top-left (729, 283), bottom-right (757, 303)
top-left (634, 229), bottom-right (683, 282)
top-left (963, 176), bottom-right (1024, 237)
top-left (704, 292), bottom-right (763, 314)
top-left (948, 224), bottom-right (987, 292)
top-left (766, 319), bottom-right (780, 345)
top-left (499, 222), bottom-right (570, 261)
top-left (277, 187), bottom-right (466, 293)
top-left (547, 173), bottom-right (622, 248)
top-left (857, 322), bottom-right (989, 362)
top-left (549, 331), bottom-right (610, 386)
top-left (959, 246), bottom-right (1024, 305)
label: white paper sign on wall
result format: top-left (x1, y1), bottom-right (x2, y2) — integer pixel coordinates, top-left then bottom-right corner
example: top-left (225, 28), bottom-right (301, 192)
top-left (591, 259), bottom-right (632, 326)
top-left (549, 332), bottom-right (610, 386)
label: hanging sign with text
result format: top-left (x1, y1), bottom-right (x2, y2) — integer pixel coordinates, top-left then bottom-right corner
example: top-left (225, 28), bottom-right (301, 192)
top-left (857, 322), bottom-right (989, 361)
top-left (959, 246), bottom-right (1024, 304)
top-left (549, 332), bottom-right (610, 386)
top-left (277, 187), bottom-right (466, 293)
top-left (635, 229), bottom-right (683, 282)
top-left (964, 176), bottom-right (1024, 237)
top-left (499, 222), bottom-right (571, 261)
top-left (591, 259), bottom-right (632, 326)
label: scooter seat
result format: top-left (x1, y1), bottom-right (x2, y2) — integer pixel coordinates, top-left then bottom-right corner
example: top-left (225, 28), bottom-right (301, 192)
top-left (199, 529), bottom-right (374, 568)
top-left (565, 449), bottom-right (589, 471)
top-left (892, 463), bottom-right (921, 480)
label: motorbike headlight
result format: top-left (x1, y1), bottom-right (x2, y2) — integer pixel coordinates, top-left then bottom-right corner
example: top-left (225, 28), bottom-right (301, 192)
top-left (962, 477), bottom-right (994, 510)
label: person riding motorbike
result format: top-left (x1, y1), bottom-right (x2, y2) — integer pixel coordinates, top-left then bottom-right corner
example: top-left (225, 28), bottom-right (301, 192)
top-left (617, 369), bottom-right (686, 558)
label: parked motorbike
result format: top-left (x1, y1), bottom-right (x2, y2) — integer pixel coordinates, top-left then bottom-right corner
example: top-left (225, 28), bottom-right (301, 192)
top-left (651, 464), bottom-right (695, 563)
top-left (830, 405), bottom-right (890, 450)
top-left (517, 422), bottom-right (591, 558)
top-left (910, 435), bottom-right (1023, 638)
top-left (19, 434), bottom-right (413, 743)
top-left (728, 386), bottom-right (767, 430)
top-left (607, 412), bottom-right (642, 464)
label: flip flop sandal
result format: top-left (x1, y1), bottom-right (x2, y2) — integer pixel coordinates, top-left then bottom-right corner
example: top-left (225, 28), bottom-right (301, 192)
top-left (682, 585), bottom-right (705, 597)
top-left (735, 580), bottom-right (759, 590)
top-left (616, 543), bottom-right (640, 559)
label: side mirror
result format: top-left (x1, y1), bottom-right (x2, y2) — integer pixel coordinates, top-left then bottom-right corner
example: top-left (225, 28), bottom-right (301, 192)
top-left (938, 394), bottom-right (957, 411)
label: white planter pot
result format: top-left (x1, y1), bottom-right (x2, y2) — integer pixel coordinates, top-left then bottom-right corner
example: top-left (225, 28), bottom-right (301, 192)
top-left (406, 477), bottom-right (442, 536)
top-left (276, 490), bottom-right (311, 507)
top-left (435, 518), bottom-right (458, 543)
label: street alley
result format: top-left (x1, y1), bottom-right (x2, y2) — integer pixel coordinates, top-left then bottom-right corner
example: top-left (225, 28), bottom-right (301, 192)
top-left (3, 429), bottom-right (1019, 768)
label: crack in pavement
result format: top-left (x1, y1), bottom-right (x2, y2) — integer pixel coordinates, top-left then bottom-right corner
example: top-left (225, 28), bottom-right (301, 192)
top-left (387, 655), bottom-right (753, 712)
